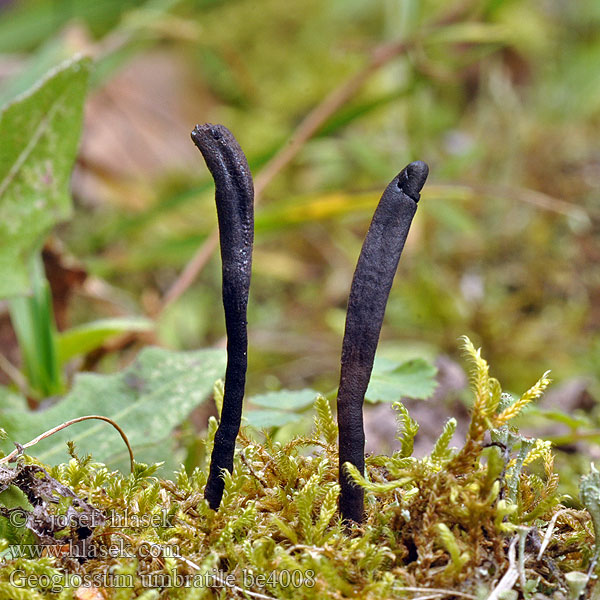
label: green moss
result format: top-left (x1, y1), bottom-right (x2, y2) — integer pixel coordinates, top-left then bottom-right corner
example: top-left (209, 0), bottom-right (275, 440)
top-left (0, 339), bottom-right (595, 598)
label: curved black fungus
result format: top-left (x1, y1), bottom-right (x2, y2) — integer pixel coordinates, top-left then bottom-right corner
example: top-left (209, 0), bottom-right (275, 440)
top-left (191, 123), bottom-right (254, 511)
top-left (336, 161), bottom-right (429, 523)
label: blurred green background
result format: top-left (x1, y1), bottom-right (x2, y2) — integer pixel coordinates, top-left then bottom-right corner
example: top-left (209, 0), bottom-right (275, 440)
top-left (0, 0), bottom-right (599, 460)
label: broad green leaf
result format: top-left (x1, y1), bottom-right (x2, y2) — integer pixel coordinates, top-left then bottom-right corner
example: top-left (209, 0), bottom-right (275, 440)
top-left (57, 317), bottom-right (155, 364)
top-left (245, 389), bottom-right (317, 431)
top-left (0, 37), bottom-right (74, 107)
top-left (245, 410), bottom-right (303, 430)
top-left (0, 387), bottom-right (27, 413)
top-left (366, 358), bottom-right (438, 404)
top-left (106, 435), bottom-right (180, 476)
top-left (0, 347), bottom-right (226, 468)
top-left (0, 56), bottom-right (90, 299)
top-left (249, 389), bottom-right (318, 411)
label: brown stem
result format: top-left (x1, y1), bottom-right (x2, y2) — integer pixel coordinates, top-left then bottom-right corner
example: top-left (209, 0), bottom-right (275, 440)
top-left (0, 415), bottom-right (135, 473)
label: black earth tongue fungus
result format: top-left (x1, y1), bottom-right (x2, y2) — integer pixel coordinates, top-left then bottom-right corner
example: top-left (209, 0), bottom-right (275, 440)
top-left (191, 123), bottom-right (254, 511)
top-left (336, 161), bottom-right (429, 524)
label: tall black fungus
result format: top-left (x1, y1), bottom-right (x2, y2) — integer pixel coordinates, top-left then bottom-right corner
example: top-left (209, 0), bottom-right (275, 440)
top-left (337, 161), bottom-right (429, 523)
top-left (191, 123), bottom-right (254, 511)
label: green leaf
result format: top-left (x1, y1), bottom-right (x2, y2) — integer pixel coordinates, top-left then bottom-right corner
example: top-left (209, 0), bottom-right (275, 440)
top-left (0, 514), bottom-right (36, 549)
top-left (0, 386), bottom-right (27, 413)
top-left (366, 357), bottom-right (438, 403)
top-left (0, 487), bottom-right (35, 554)
top-left (245, 389), bottom-right (317, 430)
top-left (245, 410), bottom-right (303, 430)
top-left (0, 487), bottom-right (32, 512)
top-left (249, 389), bottom-right (318, 411)
top-left (106, 435), bottom-right (180, 476)
top-left (9, 255), bottom-right (63, 397)
top-left (0, 37), bottom-right (74, 107)
top-left (0, 55), bottom-right (90, 299)
top-left (0, 347), bottom-right (226, 468)
top-left (57, 317), bottom-right (155, 364)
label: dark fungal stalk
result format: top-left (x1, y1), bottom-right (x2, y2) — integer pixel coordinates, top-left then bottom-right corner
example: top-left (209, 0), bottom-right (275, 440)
top-left (337, 161), bottom-right (429, 523)
top-left (191, 123), bottom-right (254, 511)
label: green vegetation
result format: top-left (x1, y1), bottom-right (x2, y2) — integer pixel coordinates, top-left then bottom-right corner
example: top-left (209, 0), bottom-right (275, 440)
top-left (0, 341), bottom-right (597, 598)
top-left (1, 0), bottom-right (599, 597)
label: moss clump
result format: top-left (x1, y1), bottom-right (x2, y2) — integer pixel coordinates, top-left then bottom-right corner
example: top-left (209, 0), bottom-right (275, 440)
top-left (0, 338), bottom-right (596, 599)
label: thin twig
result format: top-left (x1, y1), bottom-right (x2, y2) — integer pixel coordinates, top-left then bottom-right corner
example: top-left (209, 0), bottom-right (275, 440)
top-left (517, 527), bottom-right (529, 597)
top-left (0, 415), bottom-right (135, 473)
top-left (537, 509), bottom-right (568, 560)
top-left (471, 183), bottom-right (591, 224)
top-left (253, 38), bottom-right (413, 199)
top-left (429, 183), bottom-right (590, 222)
top-left (583, 551), bottom-right (600, 600)
top-left (159, 36), bottom-right (418, 313)
top-left (488, 536), bottom-right (519, 600)
top-left (391, 587), bottom-right (477, 599)
top-left (0, 353), bottom-right (31, 397)
top-left (159, 230), bottom-right (218, 312)
top-left (239, 448), bottom-right (269, 489)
